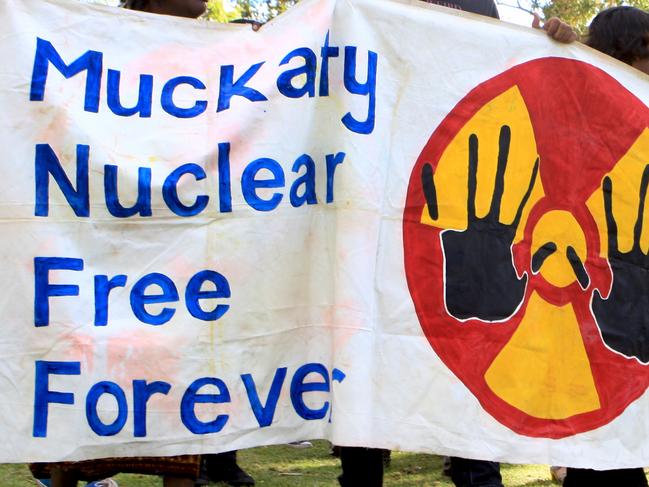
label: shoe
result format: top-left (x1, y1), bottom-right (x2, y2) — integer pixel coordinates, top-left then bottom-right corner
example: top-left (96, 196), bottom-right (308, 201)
top-left (212, 464), bottom-right (255, 486)
top-left (202, 452), bottom-right (255, 486)
top-left (36, 477), bottom-right (118, 487)
top-left (287, 441), bottom-right (313, 448)
top-left (194, 473), bottom-right (209, 486)
top-left (87, 479), bottom-right (119, 487)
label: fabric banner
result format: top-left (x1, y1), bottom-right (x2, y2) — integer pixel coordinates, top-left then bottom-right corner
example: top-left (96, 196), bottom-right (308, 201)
top-left (2, 0), bottom-right (649, 468)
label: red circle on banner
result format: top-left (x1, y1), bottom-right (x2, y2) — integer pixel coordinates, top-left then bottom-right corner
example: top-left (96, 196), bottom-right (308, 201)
top-left (403, 57), bottom-right (649, 438)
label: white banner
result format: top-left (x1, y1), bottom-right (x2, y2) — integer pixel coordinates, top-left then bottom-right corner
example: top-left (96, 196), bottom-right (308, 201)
top-left (3, 0), bottom-right (649, 469)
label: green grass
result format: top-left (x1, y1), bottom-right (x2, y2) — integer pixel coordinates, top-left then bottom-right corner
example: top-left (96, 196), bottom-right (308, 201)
top-left (3, 441), bottom-right (561, 486)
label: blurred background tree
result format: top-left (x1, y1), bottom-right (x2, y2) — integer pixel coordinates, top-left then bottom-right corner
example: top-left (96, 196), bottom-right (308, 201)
top-left (233, 0), bottom-right (299, 21)
top-left (498, 0), bottom-right (649, 33)
top-left (83, 0), bottom-right (649, 31)
top-left (205, 0), bottom-right (241, 21)
top-left (82, 0), bottom-right (243, 21)
top-left (233, 0), bottom-right (649, 29)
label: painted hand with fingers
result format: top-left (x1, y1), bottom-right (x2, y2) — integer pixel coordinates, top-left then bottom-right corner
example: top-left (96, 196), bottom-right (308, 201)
top-left (531, 242), bottom-right (591, 289)
top-left (421, 125), bottom-right (539, 322)
top-left (592, 166), bottom-right (649, 362)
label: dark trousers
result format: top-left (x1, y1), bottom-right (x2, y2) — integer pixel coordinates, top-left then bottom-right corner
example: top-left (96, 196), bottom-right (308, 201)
top-left (338, 447), bottom-right (384, 487)
top-left (203, 451), bottom-right (237, 471)
top-left (564, 467), bottom-right (648, 487)
top-left (450, 457), bottom-right (503, 487)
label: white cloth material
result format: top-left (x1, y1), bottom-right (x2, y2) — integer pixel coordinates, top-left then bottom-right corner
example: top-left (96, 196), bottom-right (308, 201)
top-left (2, 0), bottom-right (649, 469)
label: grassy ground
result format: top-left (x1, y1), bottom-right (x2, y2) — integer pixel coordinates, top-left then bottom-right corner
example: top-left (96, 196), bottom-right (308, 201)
top-left (2, 441), bottom-right (560, 486)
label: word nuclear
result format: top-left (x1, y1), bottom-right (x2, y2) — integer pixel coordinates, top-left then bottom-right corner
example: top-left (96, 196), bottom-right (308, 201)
top-left (33, 361), bottom-right (346, 438)
top-left (29, 34), bottom-right (378, 134)
top-left (35, 143), bottom-right (345, 217)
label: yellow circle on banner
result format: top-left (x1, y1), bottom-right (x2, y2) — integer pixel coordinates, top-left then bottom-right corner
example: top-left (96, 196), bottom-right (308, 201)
top-left (531, 211), bottom-right (587, 288)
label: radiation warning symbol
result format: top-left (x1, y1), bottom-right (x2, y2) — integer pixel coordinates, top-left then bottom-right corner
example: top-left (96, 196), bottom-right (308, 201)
top-left (403, 57), bottom-right (649, 438)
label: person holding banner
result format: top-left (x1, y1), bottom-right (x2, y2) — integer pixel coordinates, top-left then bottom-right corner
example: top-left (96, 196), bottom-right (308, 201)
top-left (336, 4), bottom-right (576, 486)
top-left (413, 3), bottom-right (573, 487)
top-left (586, 5), bottom-right (649, 75)
top-left (116, 3), bottom-right (255, 487)
top-left (558, 6), bottom-right (649, 487)
top-left (120, 0), bottom-right (207, 18)
top-left (28, 2), bottom-right (251, 486)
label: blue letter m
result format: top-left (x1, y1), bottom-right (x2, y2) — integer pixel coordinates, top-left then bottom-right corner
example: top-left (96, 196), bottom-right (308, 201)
top-left (30, 38), bottom-right (103, 113)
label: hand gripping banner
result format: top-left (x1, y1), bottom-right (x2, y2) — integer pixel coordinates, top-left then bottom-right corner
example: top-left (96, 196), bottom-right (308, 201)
top-left (4, 0), bottom-right (649, 469)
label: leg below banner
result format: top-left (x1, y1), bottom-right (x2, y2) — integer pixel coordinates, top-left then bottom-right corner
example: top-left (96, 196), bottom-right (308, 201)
top-left (163, 477), bottom-right (194, 487)
top-left (50, 467), bottom-right (77, 487)
top-left (449, 457), bottom-right (503, 487)
top-left (563, 468), bottom-right (648, 487)
top-left (338, 447), bottom-right (384, 487)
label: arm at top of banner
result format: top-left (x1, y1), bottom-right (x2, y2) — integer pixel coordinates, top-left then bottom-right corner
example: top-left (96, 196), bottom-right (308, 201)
top-left (29, 33), bottom-right (377, 135)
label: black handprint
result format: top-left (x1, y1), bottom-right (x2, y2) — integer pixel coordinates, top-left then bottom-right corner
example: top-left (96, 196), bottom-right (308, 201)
top-left (531, 243), bottom-right (590, 289)
top-left (592, 166), bottom-right (649, 362)
top-left (422, 125), bottom-right (539, 321)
